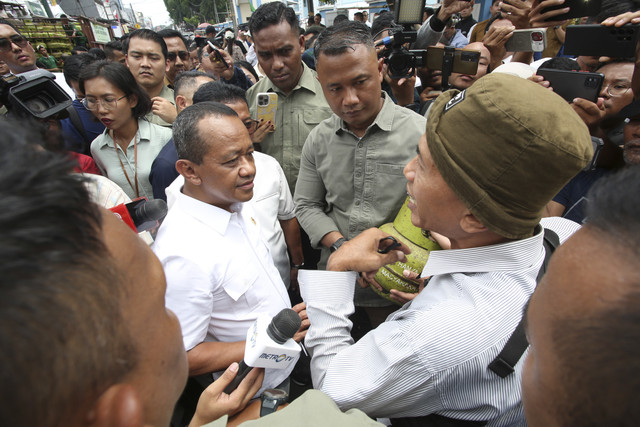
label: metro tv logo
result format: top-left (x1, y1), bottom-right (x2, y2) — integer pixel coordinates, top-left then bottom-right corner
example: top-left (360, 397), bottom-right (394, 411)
top-left (259, 353), bottom-right (295, 363)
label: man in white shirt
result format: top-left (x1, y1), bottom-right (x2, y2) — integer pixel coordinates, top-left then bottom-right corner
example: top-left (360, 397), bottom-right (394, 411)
top-left (299, 73), bottom-right (594, 424)
top-left (153, 102), bottom-right (307, 395)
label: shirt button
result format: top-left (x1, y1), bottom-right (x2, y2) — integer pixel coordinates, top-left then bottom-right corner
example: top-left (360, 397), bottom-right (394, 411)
top-left (355, 200), bottom-right (360, 206)
top-left (355, 172), bottom-right (361, 178)
top-left (357, 142), bottom-right (363, 148)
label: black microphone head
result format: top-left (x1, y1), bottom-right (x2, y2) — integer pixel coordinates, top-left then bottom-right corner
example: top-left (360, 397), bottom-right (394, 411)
top-left (136, 199), bottom-right (168, 222)
top-left (267, 308), bottom-right (301, 344)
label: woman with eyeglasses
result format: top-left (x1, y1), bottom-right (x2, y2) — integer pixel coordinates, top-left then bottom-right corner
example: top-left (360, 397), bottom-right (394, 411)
top-left (79, 60), bottom-right (172, 200)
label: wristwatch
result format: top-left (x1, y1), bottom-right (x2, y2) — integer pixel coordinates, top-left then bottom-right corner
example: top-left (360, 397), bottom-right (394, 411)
top-left (260, 388), bottom-right (288, 417)
top-left (330, 237), bottom-right (347, 253)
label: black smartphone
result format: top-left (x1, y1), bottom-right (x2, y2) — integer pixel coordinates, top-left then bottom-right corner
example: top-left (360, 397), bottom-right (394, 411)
top-left (542, 0), bottom-right (602, 22)
top-left (564, 24), bottom-right (640, 58)
top-left (207, 40), bottom-right (229, 69)
top-left (537, 69), bottom-right (604, 103)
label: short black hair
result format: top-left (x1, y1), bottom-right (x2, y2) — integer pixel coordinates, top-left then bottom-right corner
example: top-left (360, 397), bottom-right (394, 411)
top-left (371, 11), bottom-right (395, 38)
top-left (205, 25), bottom-right (217, 35)
top-left (78, 60), bottom-right (152, 119)
top-left (173, 101), bottom-right (238, 164)
top-left (173, 70), bottom-right (215, 100)
top-left (550, 166), bottom-right (640, 426)
top-left (236, 60), bottom-right (259, 83)
top-left (124, 29), bottom-right (168, 60)
top-left (158, 28), bottom-right (188, 51)
top-left (62, 53), bottom-right (99, 87)
top-left (249, 2), bottom-right (299, 36)
top-left (0, 120), bottom-right (136, 426)
top-left (315, 21), bottom-right (373, 60)
top-left (334, 14), bottom-right (349, 25)
top-left (354, 12), bottom-right (364, 19)
top-left (104, 40), bottom-right (123, 61)
top-left (539, 57), bottom-right (581, 72)
top-left (192, 80), bottom-right (248, 106)
top-left (88, 47), bottom-right (106, 60)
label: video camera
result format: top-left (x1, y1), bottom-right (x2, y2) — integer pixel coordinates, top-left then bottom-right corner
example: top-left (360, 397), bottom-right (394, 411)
top-left (375, 0), bottom-right (479, 88)
top-left (0, 69), bottom-right (72, 120)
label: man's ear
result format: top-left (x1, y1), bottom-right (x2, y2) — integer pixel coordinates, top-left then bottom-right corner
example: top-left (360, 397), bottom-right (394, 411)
top-left (175, 95), bottom-right (188, 112)
top-left (165, 58), bottom-right (170, 74)
top-left (85, 383), bottom-right (143, 427)
top-left (176, 159), bottom-right (202, 186)
top-left (460, 209), bottom-right (488, 234)
top-left (298, 34), bottom-right (306, 54)
top-left (377, 57), bottom-right (385, 82)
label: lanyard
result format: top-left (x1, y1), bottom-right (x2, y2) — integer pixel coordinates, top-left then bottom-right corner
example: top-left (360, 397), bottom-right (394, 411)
top-left (112, 131), bottom-right (139, 198)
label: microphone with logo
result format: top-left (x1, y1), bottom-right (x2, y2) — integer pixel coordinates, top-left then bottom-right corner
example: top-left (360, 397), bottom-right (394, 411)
top-left (109, 198), bottom-right (168, 233)
top-left (224, 308), bottom-right (302, 394)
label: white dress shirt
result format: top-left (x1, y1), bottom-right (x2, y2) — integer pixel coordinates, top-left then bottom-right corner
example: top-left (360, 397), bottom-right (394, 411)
top-left (153, 183), bottom-right (293, 391)
top-left (300, 217), bottom-right (580, 425)
top-left (251, 151), bottom-right (295, 287)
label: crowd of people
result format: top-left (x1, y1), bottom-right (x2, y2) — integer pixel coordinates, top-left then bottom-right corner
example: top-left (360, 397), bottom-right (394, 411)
top-left (1, 0), bottom-right (639, 425)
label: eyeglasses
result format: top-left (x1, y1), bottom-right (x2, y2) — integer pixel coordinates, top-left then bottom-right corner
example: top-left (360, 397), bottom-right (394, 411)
top-left (603, 81), bottom-right (632, 97)
top-left (243, 119), bottom-right (259, 133)
top-left (82, 95), bottom-right (127, 111)
top-left (167, 51), bottom-right (189, 61)
top-left (0, 35), bottom-right (28, 53)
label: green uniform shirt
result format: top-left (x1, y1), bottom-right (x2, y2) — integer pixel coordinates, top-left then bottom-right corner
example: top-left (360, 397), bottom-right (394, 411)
top-left (36, 55), bottom-right (57, 70)
top-left (145, 85), bottom-right (175, 128)
top-left (247, 63), bottom-right (332, 195)
top-left (294, 92), bottom-right (427, 307)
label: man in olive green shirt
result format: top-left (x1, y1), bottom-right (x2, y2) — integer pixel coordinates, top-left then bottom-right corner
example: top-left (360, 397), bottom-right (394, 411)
top-left (247, 2), bottom-right (332, 195)
top-left (293, 23), bottom-right (426, 316)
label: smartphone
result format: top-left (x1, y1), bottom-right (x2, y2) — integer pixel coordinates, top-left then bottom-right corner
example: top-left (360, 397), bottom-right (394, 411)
top-left (537, 69), bottom-right (604, 103)
top-left (564, 24), bottom-right (640, 58)
top-left (256, 93), bottom-right (277, 129)
top-left (505, 29), bottom-right (547, 52)
top-left (422, 47), bottom-right (480, 75)
top-left (206, 40), bottom-right (229, 69)
top-left (542, 0), bottom-right (602, 22)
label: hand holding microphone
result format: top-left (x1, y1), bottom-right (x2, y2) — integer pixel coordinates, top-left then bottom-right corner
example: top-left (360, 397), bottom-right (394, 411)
top-left (223, 308), bottom-right (302, 394)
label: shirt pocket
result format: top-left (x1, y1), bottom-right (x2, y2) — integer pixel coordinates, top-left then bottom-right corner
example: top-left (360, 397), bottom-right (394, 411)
top-left (376, 163), bottom-right (406, 176)
top-left (221, 268), bottom-right (261, 315)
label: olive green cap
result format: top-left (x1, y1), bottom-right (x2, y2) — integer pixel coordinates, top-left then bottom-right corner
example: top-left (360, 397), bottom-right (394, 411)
top-left (426, 73), bottom-right (593, 239)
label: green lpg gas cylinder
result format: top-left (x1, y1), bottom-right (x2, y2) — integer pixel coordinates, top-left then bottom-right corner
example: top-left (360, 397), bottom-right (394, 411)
top-left (371, 196), bottom-right (441, 304)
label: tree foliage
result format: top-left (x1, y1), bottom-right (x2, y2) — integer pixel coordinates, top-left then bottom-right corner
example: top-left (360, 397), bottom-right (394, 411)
top-left (164, 0), bottom-right (232, 25)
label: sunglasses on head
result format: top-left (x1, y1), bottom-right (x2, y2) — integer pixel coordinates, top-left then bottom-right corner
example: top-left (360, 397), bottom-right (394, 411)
top-left (0, 35), bottom-right (28, 52)
top-left (167, 50), bottom-right (189, 61)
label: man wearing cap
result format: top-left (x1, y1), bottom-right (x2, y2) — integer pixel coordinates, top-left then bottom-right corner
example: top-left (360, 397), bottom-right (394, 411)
top-left (298, 72), bottom-right (593, 424)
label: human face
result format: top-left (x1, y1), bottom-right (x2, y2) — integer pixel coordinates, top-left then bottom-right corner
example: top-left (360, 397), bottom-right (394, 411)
top-left (314, 14), bottom-right (322, 25)
top-left (109, 49), bottom-right (126, 65)
top-left (38, 46), bottom-right (47, 56)
top-left (0, 60), bottom-right (9, 75)
top-left (164, 36), bottom-right (191, 84)
top-left (490, 0), bottom-right (501, 16)
top-left (190, 49), bottom-right (200, 70)
top-left (192, 115), bottom-right (256, 211)
top-left (0, 24), bottom-right (36, 74)
top-left (316, 44), bottom-right (384, 137)
top-left (460, 2), bottom-right (473, 18)
top-left (598, 62), bottom-right (634, 118)
top-left (126, 37), bottom-right (169, 91)
top-left (623, 115), bottom-right (640, 165)
top-left (83, 76), bottom-right (137, 130)
top-left (252, 21), bottom-right (305, 94)
top-left (404, 133), bottom-right (469, 241)
top-left (449, 42), bottom-right (490, 90)
top-left (226, 100), bottom-right (259, 136)
top-left (101, 211), bottom-right (187, 426)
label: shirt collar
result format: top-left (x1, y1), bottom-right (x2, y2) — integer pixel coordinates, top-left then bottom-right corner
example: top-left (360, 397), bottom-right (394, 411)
top-left (171, 179), bottom-right (245, 235)
top-left (335, 91), bottom-right (395, 135)
top-left (94, 118), bottom-right (153, 149)
top-left (422, 225), bottom-right (544, 277)
top-left (265, 62), bottom-right (320, 96)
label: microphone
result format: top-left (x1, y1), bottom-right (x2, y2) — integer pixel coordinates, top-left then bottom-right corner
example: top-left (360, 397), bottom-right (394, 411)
top-left (223, 308), bottom-right (301, 394)
top-left (109, 198), bottom-right (168, 232)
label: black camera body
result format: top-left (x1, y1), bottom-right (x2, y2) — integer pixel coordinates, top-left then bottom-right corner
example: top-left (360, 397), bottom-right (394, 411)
top-left (0, 69), bottom-right (72, 120)
top-left (378, 26), bottom-right (423, 79)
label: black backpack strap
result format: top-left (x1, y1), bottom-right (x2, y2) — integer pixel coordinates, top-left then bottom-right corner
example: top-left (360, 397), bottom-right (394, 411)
top-left (391, 414), bottom-right (487, 427)
top-left (488, 228), bottom-right (560, 378)
top-left (65, 104), bottom-right (90, 154)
